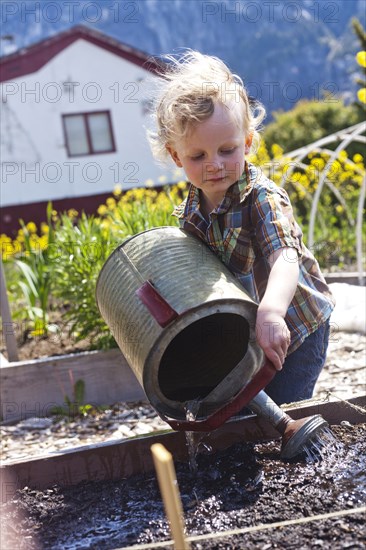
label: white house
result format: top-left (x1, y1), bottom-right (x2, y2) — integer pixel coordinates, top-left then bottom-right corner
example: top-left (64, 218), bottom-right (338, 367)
top-left (0, 25), bottom-right (174, 233)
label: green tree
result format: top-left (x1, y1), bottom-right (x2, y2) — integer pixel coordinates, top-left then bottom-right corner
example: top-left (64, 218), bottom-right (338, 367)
top-left (262, 98), bottom-right (362, 154)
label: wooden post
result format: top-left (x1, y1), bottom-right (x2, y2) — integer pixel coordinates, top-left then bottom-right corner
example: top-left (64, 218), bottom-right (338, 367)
top-left (0, 257), bottom-right (19, 362)
top-left (151, 443), bottom-right (190, 550)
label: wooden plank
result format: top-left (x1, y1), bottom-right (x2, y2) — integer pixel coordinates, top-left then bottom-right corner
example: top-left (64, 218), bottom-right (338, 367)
top-left (281, 395), bottom-right (366, 424)
top-left (0, 349), bottom-right (146, 422)
top-left (0, 259), bottom-right (19, 362)
top-left (1, 341), bottom-right (365, 427)
top-left (324, 272), bottom-right (366, 286)
top-left (1, 395), bottom-right (364, 503)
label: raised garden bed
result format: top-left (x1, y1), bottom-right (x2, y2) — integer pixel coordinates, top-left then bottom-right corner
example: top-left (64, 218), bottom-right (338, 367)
top-left (1, 416), bottom-right (365, 549)
top-left (1, 394), bottom-right (364, 490)
top-left (0, 349), bottom-right (145, 423)
top-left (1, 329), bottom-right (365, 424)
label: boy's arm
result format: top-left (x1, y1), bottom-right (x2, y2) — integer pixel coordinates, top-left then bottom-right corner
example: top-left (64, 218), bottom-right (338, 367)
top-left (256, 247), bottom-right (299, 371)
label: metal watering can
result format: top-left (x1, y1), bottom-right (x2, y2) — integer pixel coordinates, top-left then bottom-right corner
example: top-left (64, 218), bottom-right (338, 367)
top-left (96, 227), bottom-right (328, 459)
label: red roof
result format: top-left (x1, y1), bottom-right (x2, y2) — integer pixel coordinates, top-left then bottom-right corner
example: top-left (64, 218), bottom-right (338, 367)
top-left (0, 25), bottom-right (162, 83)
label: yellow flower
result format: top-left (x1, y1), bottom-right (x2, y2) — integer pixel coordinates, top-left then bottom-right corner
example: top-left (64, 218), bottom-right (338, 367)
top-left (298, 174), bottom-right (309, 186)
top-left (146, 189), bottom-right (158, 201)
top-left (271, 143), bottom-right (284, 158)
top-left (40, 223), bottom-right (49, 234)
top-left (38, 235), bottom-right (49, 251)
top-left (12, 240), bottom-right (22, 255)
top-left (113, 184), bottom-right (122, 196)
top-left (97, 204), bottom-right (108, 216)
top-left (158, 175), bottom-right (167, 183)
top-left (133, 188), bottom-right (146, 201)
top-left (340, 171), bottom-right (352, 183)
top-left (100, 220), bottom-right (111, 231)
top-left (357, 88), bottom-right (366, 104)
top-left (26, 221), bottom-right (37, 234)
top-left (331, 160), bottom-right (341, 173)
top-left (15, 234), bottom-right (25, 244)
top-left (145, 178), bottom-right (155, 188)
top-left (335, 205), bottom-right (344, 214)
top-left (310, 157), bottom-right (325, 170)
top-left (353, 153), bottom-right (364, 164)
top-left (339, 150), bottom-right (348, 161)
top-left (1, 241), bottom-right (15, 259)
top-left (67, 208), bottom-right (78, 219)
top-left (106, 197), bottom-right (116, 209)
top-left (356, 51), bottom-right (366, 68)
top-left (0, 235), bottom-right (14, 258)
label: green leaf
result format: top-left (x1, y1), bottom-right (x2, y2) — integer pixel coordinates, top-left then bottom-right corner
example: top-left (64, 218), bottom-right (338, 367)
top-left (14, 260), bottom-right (39, 297)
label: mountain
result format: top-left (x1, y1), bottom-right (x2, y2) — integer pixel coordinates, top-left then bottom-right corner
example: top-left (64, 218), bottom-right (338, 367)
top-left (1, 0), bottom-right (365, 117)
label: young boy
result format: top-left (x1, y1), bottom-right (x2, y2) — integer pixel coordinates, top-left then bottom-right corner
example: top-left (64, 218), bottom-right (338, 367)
top-left (148, 51), bottom-right (334, 405)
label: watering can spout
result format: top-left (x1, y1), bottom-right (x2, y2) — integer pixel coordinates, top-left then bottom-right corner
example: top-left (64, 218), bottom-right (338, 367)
top-left (249, 390), bottom-right (329, 459)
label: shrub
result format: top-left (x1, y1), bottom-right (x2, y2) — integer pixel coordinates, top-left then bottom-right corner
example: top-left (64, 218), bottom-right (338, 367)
top-left (262, 98), bottom-right (363, 154)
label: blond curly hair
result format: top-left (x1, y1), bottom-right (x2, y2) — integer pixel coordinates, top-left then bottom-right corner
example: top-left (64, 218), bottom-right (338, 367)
top-left (147, 50), bottom-right (266, 164)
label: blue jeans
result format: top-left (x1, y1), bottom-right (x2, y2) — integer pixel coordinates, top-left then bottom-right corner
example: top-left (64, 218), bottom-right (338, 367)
top-left (264, 319), bottom-right (331, 405)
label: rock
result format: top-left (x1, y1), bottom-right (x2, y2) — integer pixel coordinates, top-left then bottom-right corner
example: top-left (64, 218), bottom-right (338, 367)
top-left (17, 417), bottom-right (53, 430)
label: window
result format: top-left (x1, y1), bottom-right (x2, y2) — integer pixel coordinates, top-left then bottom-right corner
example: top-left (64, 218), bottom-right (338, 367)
top-left (62, 111), bottom-right (116, 157)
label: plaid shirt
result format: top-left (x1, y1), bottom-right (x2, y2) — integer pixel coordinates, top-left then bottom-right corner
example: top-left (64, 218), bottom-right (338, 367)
top-left (172, 162), bottom-right (335, 354)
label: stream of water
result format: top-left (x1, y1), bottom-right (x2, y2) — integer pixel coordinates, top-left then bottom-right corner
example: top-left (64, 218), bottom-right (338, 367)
top-left (184, 399), bottom-right (201, 473)
top-left (302, 426), bottom-right (342, 463)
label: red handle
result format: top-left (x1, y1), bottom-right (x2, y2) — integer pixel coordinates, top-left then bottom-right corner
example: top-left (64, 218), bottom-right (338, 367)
top-left (165, 358), bottom-right (277, 432)
top-left (136, 280), bottom-right (178, 328)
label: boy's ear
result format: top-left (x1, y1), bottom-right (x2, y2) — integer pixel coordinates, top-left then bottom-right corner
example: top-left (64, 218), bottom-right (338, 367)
top-left (245, 133), bottom-right (253, 155)
top-left (166, 145), bottom-right (183, 167)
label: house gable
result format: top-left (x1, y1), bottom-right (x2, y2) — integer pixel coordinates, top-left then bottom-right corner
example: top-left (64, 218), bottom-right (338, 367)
top-left (0, 25), bottom-right (162, 83)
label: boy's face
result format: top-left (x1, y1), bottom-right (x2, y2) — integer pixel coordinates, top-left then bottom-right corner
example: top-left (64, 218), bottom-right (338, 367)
top-left (167, 102), bottom-right (249, 207)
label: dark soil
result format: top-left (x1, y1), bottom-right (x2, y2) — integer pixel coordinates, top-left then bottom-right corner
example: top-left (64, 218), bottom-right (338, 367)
top-left (1, 308), bottom-right (99, 361)
top-left (1, 424), bottom-right (365, 549)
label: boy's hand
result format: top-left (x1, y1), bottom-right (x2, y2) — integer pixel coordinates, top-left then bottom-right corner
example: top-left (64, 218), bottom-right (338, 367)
top-left (255, 247), bottom-right (299, 370)
top-left (255, 309), bottom-right (291, 371)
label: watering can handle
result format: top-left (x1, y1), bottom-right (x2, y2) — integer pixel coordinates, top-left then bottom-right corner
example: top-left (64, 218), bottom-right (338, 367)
top-left (119, 246), bottom-right (178, 328)
top-left (164, 357), bottom-right (277, 432)
top-left (136, 280), bottom-right (178, 328)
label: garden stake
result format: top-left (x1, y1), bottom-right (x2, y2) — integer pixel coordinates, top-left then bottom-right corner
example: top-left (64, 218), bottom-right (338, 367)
top-left (151, 443), bottom-right (190, 550)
